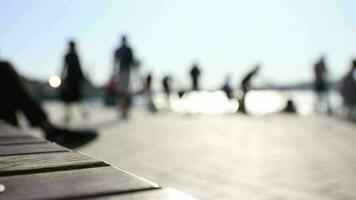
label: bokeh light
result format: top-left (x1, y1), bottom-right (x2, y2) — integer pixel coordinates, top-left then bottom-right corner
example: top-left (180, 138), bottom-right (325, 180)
top-left (48, 76), bottom-right (61, 88)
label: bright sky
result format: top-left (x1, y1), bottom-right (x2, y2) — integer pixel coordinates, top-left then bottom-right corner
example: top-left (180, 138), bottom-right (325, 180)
top-left (0, 0), bottom-right (355, 88)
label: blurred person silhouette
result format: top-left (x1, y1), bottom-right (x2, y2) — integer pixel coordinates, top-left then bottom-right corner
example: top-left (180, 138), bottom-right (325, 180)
top-left (190, 63), bottom-right (201, 91)
top-left (0, 58), bottom-right (97, 148)
top-left (340, 60), bottom-right (356, 119)
top-left (177, 89), bottom-right (186, 99)
top-left (114, 35), bottom-right (138, 119)
top-left (175, 78), bottom-right (186, 99)
top-left (221, 75), bottom-right (233, 99)
top-left (104, 75), bottom-right (118, 106)
top-left (60, 40), bottom-right (88, 123)
top-left (313, 56), bottom-right (331, 114)
top-left (162, 75), bottom-right (172, 107)
top-left (282, 98), bottom-right (297, 113)
top-left (238, 65), bottom-right (260, 113)
top-left (144, 73), bottom-right (157, 112)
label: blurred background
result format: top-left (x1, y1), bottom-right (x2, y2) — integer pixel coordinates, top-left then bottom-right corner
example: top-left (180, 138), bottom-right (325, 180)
top-left (1, 0), bottom-right (356, 199)
top-left (1, 0), bottom-right (355, 115)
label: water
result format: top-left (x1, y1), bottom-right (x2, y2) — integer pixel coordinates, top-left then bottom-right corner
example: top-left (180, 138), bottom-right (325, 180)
top-left (147, 90), bottom-right (343, 115)
top-left (71, 89), bottom-right (344, 116)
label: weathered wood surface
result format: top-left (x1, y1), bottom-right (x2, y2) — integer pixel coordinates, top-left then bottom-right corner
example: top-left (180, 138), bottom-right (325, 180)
top-left (0, 151), bottom-right (108, 176)
top-left (0, 125), bottom-right (28, 137)
top-left (84, 188), bottom-right (197, 200)
top-left (0, 135), bottom-right (45, 145)
top-left (0, 166), bottom-right (159, 200)
top-left (0, 123), bottom-right (195, 200)
top-left (0, 142), bottom-right (68, 156)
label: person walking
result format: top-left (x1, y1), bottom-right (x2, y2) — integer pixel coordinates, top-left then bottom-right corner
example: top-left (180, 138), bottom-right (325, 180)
top-left (238, 65), bottom-right (260, 114)
top-left (162, 75), bottom-right (172, 107)
top-left (313, 56), bottom-right (331, 114)
top-left (114, 35), bottom-right (137, 119)
top-left (60, 40), bottom-right (88, 123)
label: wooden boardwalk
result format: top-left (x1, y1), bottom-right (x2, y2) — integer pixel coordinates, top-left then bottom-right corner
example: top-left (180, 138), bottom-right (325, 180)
top-left (52, 106), bottom-right (356, 200)
top-left (0, 122), bottom-right (196, 200)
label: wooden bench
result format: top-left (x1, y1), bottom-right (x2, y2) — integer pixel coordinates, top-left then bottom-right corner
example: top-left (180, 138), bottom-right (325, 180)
top-left (0, 123), bottom-right (196, 200)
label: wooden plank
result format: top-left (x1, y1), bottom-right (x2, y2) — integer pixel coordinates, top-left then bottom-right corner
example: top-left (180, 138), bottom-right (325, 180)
top-left (0, 167), bottom-right (159, 200)
top-left (0, 125), bottom-right (27, 137)
top-left (84, 188), bottom-right (198, 200)
top-left (0, 151), bottom-right (108, 176)
top-left (0, 142), bottom-right (68, 156)
top-left (0, 135), bottom-right (46, 145)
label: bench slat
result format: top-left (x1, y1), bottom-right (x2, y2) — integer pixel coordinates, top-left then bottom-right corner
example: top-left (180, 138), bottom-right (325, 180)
top-left (0, 142), bottom-right (68, 156)
top-left (0, 124), bottom-right (28, 136)
top-left (0, 166), bottom-right (159, 200)
top-left (84, 188), bottom-right (197, 200)
top-left (0, 135), bottom-right (46, 145)
top-left (0, 151), bottom-right (108, 176)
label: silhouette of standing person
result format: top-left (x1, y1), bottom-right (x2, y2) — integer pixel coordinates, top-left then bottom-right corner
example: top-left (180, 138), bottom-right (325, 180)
top-left (144, 73), bottom-right (157, 113)
top-left (313, 56), bottom-right (331, 114)
top-left (190, 64), bottom-right (201, 91)
top-left (60, 40), bottom-right (87, 123)
top-left (162, 75), bottom-right (172, 107)
top-left (340, 60), bottom-right (356, 119)
top-left (238, 65), bottom-right (260, 113)
top-left (114, 35), bottom-right (137, 119)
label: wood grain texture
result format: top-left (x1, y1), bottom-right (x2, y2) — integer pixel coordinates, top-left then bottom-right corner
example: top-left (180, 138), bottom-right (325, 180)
top-left (83, 188), bottom-right (197, 200)
top-left (0, 166), bottom-right (159, 200)
top-left (0, 151), bottom-right (108, 176)
top-left (0, 142), bottom-right (68, 156)
top-left (0, 135), bottom-right (46, 145)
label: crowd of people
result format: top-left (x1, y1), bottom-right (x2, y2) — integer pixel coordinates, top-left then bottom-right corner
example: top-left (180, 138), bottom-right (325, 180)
top-left (0, 34), bottom-right (355, 145)
top-left (108, 36), bottom-right (355, 119)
